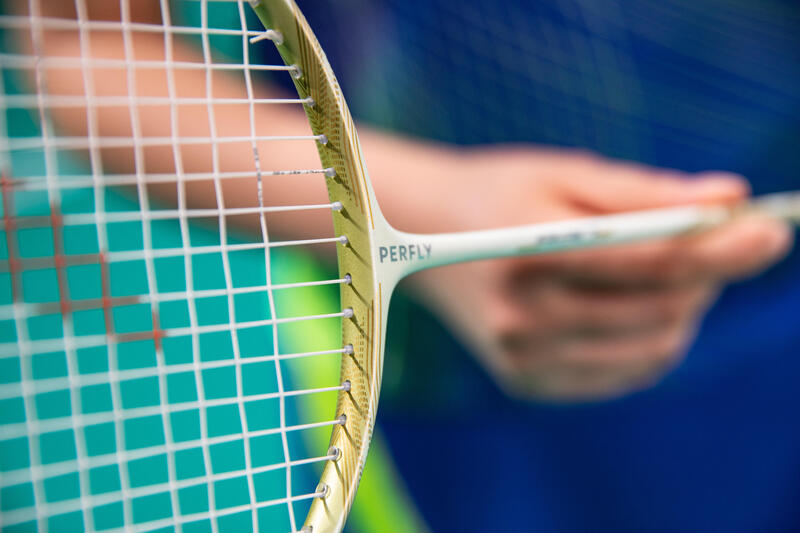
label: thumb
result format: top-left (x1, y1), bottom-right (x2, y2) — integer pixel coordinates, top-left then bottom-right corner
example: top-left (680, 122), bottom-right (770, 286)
top-left (563, 169), bottom-right (750, 214)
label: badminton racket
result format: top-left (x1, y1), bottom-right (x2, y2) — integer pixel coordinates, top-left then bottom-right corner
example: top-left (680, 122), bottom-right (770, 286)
top-left (1, 0), bottom-right (798, 532)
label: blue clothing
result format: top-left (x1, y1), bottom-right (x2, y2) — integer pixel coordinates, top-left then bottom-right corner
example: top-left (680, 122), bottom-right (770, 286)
top-left (278, 1), bottom-right (800, 531)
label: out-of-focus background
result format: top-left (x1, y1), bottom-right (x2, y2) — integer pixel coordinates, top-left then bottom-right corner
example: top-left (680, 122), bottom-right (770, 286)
top-left (2, 0), bottom-right (796, 531)
top-left (271, 1), bottom-right (800, 532)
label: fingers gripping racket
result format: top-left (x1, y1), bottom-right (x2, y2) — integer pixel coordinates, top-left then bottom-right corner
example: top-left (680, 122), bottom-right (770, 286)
top-left (0, 1), bottom-right (798, 532)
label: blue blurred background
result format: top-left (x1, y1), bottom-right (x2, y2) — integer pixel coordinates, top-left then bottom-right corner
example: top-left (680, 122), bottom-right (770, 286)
top-left (0, 0), bottom-right (796, 531)
top-left (279, 0), bottom-right (800, 531)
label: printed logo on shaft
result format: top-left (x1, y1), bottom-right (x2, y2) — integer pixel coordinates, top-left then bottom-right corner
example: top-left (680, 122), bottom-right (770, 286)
top-left (378, 244), bottom-right (432, 263)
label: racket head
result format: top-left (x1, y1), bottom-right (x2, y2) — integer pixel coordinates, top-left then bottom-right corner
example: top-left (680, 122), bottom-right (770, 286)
top-left (0, 0), bottom-right (384, 531)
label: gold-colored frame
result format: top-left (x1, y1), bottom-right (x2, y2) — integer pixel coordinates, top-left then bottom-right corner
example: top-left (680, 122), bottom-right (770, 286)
top-left (249, 1), bottom-right (381, 531)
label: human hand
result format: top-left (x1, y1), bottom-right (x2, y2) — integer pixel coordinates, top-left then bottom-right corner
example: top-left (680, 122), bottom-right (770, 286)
top-left (393, 148), bottom-right (793, 401)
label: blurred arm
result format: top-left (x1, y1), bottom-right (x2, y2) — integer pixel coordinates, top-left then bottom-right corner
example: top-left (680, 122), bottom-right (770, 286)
top-left (14, 0), bottom-right (460, 243)
top-left (14, 0), bottom-right (793, 401)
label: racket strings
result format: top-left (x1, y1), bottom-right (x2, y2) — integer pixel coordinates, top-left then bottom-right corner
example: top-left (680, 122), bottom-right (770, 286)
top-left (0, 306), bottom-right (351, 355)
top-left (3, 94), bottom-right (315, 107)
top-left (1, 0), bottom-right (348, 531)
top-left (0, 382), bottom-right (349, 453)
top-left (0, 345), bottom-right (352, 396)
top-left (0, 52), bottom-right (298, 74)
top-left (0, 170), bottom-right (334, 189)
top-left (0, 13), bottom-right (265, 35)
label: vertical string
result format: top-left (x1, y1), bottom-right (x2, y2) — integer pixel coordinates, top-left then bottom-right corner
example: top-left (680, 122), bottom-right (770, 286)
top-left (158, 0), bottom-right (219, 529)
top-left (119, 0), bottom-right (183, 528)
top-left (242, 11), bottom-right (301, 533)
top-left (0, 7), bottom-right (44, 522)
top-left (28, 0), bottom-right (87, 528)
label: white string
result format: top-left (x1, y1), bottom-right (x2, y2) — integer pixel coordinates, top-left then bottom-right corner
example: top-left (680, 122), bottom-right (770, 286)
top-left (200, 0), bottom-right (259, 527)
top-left (3, 94), bottom-right (314, 107)
top-left (2, 416), bottom-right (344, 490)
top-left (0, 277), bottom-right (351, 321)
top-left (0, 347), bottom-right (350, 401)
top-left (0, 7), bottom-right (45, 531)
top-left (27, 1), bottom-right (90, 528)
top-left (0, 239), bottom-right (345, 275)
top-left (0, 1), bottom-right (346, 530)
top-left (0, 52), bottom-right (295, 72)
top-left (237, 2), bottom-right (271, 526)
top-left (1, 448), bottom-right (340, 526)
top-left (5, 168), bottom-right (332, 190)
top-left (0, 308), bottom-right (351, 358)
top-left (0, 305), bottom-right (352, 368)
top-left (1, 382), bottom-right (348, 469)
top-left (52, 1), bottom-right (98, 528)
top-left (6, 416), bottom-right (344, 485)
top-left (2, 0), bottom-right (274, 109)
top-left (132, 487), bottom-right (327, 533)
top-left (0, 202), bottom-right (341, 227)
top-left (238, 3), bottom-right (301, 527)
top-left (117, 0), bottom-right (155, 526)
top-left (7, 134), bottom-right (325, 150)
top-left (161, 0), bottom-right (219, 525)
top-left (122, 0), bottom-right (185, 527)
top-left (0, 15), bottom-right (265, 37)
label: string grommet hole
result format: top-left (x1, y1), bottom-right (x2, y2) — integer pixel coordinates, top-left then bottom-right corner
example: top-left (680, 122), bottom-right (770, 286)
top-left (343, 273), bottom-right (352, 284)
top-left (291, 64), bottom-right (303, 79)
top-left (342, 380), bottom-right (351, 392)
top-left (338, 235), bottom-right (349, 245)
top-left (343, 343), bottom-right (354, 355)
top-left (327, 446), bottom-right (341, 461)
top-left (324, 167), bottom-right (336, 178)
top-left (342, 307), bottom-right (354, 319)
top-left (316, 483), bottom-right (330, 499)
top-left (337, 413), bottom-right (347, 425)
top-left (317, 134), bottom-right (329, 145)
top-left (331, 201), bottom-right (343, 211)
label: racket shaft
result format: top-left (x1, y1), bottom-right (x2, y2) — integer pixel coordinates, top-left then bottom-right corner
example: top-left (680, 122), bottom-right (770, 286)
top-left (380, 193), bottom-right (799, 281)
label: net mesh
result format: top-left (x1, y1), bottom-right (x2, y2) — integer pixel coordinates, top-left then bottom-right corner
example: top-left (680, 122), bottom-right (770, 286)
top-left (0, 1), bottom-right (344, 531)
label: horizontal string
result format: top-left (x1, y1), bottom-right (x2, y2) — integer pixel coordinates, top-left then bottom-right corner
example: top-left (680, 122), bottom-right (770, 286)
top-left (0, 277), bottom-right (350, 321)
top-left (1, 417), bottom-right (345, 487)
top-left (6, 134), bottom-right (326, 151)
top-left (2, 168), bottom-right (331, 191)
top-left (0, 201), bottom-right (339, 229)
top-left (125, 487), bottom-right (326, 533)
top-left (1, 451), bottom-right (337, 527)
top-left (0, 53), bottom-right (293, 72)
top-left (0, 15), bottom-right (263, 38)
top-left (0, 307), bottom-right (351, 357)
top-left (2, 94), bottom-right (313, 108)
top-left (1, 381), bottom-right (348, 439)
top-left (0, 236), bottom-right (345, 276)
top-left (0, 346), bottom-right (349, 398)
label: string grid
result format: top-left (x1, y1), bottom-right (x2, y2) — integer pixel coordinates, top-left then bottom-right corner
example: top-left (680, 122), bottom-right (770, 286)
top-left (0, 1), bottom-right (345, 531)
